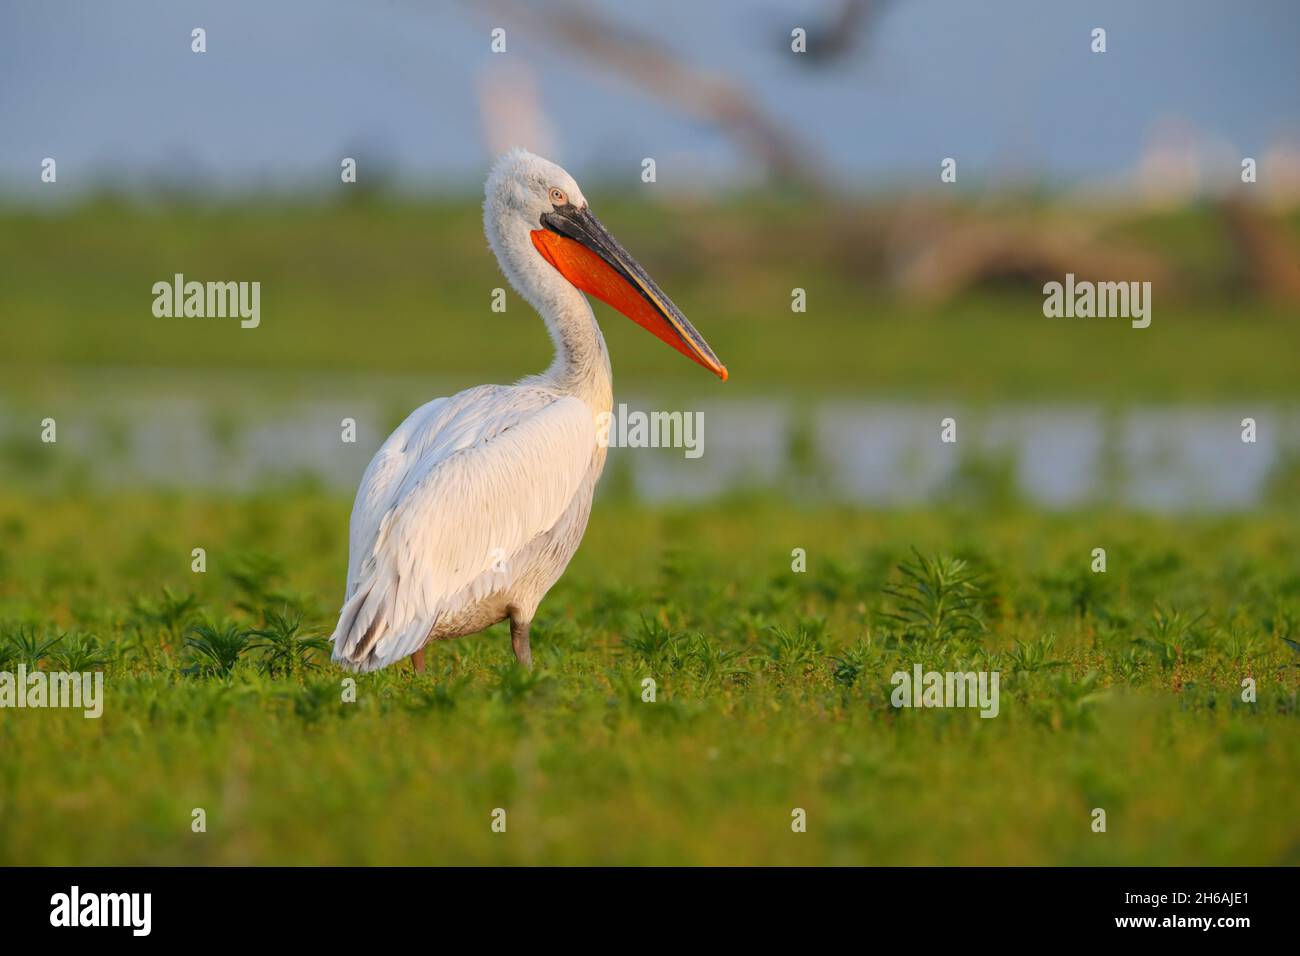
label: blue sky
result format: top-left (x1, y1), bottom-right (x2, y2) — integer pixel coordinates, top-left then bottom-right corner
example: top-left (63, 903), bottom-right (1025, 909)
top-left (2, 0), bottom-right (1297, 197)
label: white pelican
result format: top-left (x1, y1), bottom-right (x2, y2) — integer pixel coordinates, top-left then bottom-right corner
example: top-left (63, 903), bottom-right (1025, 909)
top-left (330, 149), bottom-right (727, 673)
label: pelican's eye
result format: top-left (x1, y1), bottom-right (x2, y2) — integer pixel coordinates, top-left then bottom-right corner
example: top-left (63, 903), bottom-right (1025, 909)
top-left (548, 186), bottom-right (568, 206)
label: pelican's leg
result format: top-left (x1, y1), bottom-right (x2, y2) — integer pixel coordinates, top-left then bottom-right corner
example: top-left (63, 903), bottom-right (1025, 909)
top-left (510, 614), bottom-right (533, 669)
top-left (410, 647), bottom-right (426, 674)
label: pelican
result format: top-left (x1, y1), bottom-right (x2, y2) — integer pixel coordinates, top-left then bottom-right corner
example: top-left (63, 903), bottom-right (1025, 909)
top-left (330, 149), bottom-right (727, 673)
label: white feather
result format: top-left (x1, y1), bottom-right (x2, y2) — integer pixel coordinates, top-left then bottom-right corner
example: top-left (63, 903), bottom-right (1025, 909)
top-left (331, 149), bottom-right (613, 672)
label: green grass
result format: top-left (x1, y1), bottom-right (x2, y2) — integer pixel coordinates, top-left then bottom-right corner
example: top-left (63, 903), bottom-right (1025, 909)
top-left (1, 491), bottom-right (1297, 865)
top-left (3, 197), bottom-right (1300, 401)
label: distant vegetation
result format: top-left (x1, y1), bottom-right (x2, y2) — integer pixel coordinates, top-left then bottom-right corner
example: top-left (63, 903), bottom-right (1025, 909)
top-left (2, 196), bottom-right (1299, 400)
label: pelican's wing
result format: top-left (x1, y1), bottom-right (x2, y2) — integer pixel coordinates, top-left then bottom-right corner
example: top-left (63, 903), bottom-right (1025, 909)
top-left (331, 385), bottom-right (595, 671)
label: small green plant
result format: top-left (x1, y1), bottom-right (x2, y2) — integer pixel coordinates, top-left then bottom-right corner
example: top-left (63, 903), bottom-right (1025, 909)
top-left (624, 616), bottom-right (689, 671)
top-left (184, 619), bottom-right (252, 677)
top-left (763, 624), bottom-right (821, 679)
top-left (130, 587), bottom-right (199, 648)
top-left (1007, 632), bottom-right (1066, 673)
top-left (3, 624), bottom-right (64, 668)
top-left (1114, 646), bottom-right (1146, 685)
top-left (51, 632), bottom-right (113, 672)
top-left (1222, 626), bottom-right (1261, 662)
top-left (1134, 604), bottom-right (1208, 669)
top-left (831, 639), bottom-right (874, 687)
top-left (685, 633), bottom-right (748, 689)
top-left (249, 608), bottom-right (330, 678)
top-left (881, 550), bottom-right (986, 646)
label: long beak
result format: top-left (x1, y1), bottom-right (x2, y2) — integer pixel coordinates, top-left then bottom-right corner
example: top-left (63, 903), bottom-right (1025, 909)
top-left (531, 204), bottom-right (728, 381)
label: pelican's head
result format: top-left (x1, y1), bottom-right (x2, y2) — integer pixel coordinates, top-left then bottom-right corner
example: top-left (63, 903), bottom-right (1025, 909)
top-left (485, 148), bottom-right (728, 381)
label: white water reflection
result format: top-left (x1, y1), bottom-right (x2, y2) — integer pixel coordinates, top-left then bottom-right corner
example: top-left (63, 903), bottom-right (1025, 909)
top-left (2, 383), bottom-right (1295, 512)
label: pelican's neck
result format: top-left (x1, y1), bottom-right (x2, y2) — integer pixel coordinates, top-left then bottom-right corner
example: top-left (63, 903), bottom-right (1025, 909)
top-left (536, 282), bottom-right (613, 408)
top-left (488, 218), bottom-right (613, 413)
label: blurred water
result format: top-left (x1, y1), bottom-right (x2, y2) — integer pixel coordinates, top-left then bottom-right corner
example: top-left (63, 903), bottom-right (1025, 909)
top-left (3, 377), bottom-right (1294, 512)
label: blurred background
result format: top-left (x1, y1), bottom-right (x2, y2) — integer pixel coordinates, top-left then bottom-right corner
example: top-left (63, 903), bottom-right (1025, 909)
top-left (2, 0), bottom-right (1299, 510)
